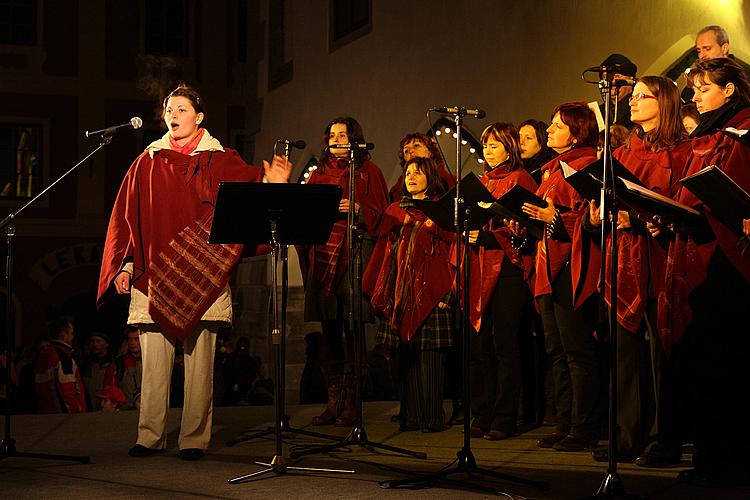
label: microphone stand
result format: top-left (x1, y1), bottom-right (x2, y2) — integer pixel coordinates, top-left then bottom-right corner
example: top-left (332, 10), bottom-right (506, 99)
top-left (0, 133), bottom-right (117, 464)
top-left (380, 109), bottom-right (549, 494)
top-left (226, 146), bottom-right (345, 449)
top-left (584, 69), bottom-right (627, 498)
top-left (289, 146), bottom-right (425, 461)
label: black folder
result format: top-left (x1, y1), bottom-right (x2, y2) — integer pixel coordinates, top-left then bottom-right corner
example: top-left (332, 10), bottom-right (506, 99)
top-left (411, 172), bottom-right (495, 231)
top-left (617, 177), bottom-right (701, 226)
top-left (679, 165), bottom-right (750, 236)
top-left (482, 184), bottom-right (570, 240)
top-left (560, 157), bottom-right (643, 200)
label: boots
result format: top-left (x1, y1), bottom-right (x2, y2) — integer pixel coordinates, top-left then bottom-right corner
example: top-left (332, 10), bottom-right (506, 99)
top-left (312, 373), bottom-right (343, 426)
top-left (335, 371), bottom-right (359, 427)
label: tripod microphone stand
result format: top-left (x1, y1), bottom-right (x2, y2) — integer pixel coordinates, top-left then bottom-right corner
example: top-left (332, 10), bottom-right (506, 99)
top-left (582, 66), bottom-right (632, 498)
top-left (289, 144), bottom-right (425, 461)
top-left (0, 133), bottom-right (117, 464)
top-left (380, 108), bottom-right (549, 494)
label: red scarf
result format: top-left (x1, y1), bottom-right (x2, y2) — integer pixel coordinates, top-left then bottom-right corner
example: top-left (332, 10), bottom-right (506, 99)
top-left (169, 128), bottom-right (205, 155)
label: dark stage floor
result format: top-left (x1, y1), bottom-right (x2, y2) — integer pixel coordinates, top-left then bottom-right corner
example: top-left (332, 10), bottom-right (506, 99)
top-left (2, 402), bottom-right (748, 499)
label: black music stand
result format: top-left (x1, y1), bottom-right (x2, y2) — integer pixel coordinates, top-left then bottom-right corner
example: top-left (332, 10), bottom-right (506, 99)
top-left (208, 182), bottom-right (354, 483)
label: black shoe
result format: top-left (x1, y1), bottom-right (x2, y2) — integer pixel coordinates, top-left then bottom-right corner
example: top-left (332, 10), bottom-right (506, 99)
top-left (635, 444), bottom-right (681, 468)
top-left (128, 444), bottom-right (164, 458)
top-left (591, 446), bottom-right (635, 463)
top-left (553, 434), bottom-right (598, 452)
top-left (179, 448), bottom-right (204, 461)
top-left (399, 423), bottom-right (419, 432)
top-left (537, 432), bottom-right (567, 448)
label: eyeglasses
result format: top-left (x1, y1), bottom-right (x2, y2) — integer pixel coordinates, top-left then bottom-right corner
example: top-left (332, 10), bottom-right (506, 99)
top-left (628, 92), bottom-right (658, 103)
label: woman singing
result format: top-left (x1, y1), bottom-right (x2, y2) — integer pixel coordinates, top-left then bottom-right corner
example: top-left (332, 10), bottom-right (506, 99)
top-left (364, 156), bottom-right (453, 432)
top-left (300, 117), bottom-right (389, 427)
top-left (467, 122), bottom-right (537, 440)
top-left (98, 84), bottom-right (291, 460)
top-left (658, 57), bottom-right (750, 484)
top-left (586, 76), bottom-right (690, 465)
top-left (517, 102), bottom-right (601, 452)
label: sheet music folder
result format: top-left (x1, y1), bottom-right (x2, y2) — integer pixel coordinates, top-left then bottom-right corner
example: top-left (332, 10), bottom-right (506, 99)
top-left (679, 165), bottom-right (750, 236)
top-left (412, 172), bottom-right (495, 231)
top-left (209, 182), bottom-right (343, 245)
top-left (617, 178), bottom-right (701, 225)
top-left (483, 184), bottom-right (571, 240)
top-left (561, 157), bottom-right (643, 200)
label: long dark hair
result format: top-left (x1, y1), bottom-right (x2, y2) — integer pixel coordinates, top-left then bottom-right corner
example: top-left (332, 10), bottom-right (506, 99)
top-left (320, 116), bottom-right (370, 164)
top-left (401, 156), bottom-right (448, 199)
top-left (633, 75), bottom-right (687, 151)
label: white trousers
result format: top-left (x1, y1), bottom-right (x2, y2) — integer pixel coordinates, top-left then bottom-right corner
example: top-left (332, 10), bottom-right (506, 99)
top-left (136, 324), bottom-right (217, 451)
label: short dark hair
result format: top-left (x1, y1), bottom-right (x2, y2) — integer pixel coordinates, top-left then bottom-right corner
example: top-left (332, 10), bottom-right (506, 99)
top-left (162, 83), bottom-right (205, 120)
top-left (401, 156), bottom-right (449, 199)
top-left (398, 132), bottom-right (441, 168)
top-left (687, 57), bottom-right (750, 108)
top-left (480, 122), bottom-right (523, 171)
top-left (697, 25), bottom-right (729, 46)
top-left (49, 316), bottom-right (73, 339)
top-left (551, 102), bottom-right (599, 149)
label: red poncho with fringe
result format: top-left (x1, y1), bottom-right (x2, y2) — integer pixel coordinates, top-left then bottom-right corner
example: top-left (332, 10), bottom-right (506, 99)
top-left (97, 148), bottom-right (262, 341)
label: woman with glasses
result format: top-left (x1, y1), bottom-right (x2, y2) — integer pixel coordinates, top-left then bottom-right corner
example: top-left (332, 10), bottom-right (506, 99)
top-left (586, 76), bottom-right (691, 465)
top-left (656, 57), bottom-right (750, 484)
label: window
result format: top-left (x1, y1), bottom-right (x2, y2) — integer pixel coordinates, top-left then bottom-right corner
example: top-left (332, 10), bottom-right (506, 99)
top-left (329, 0), bottom-right (371, 52)
top-left (0, 122), bottom-right (43, 199)
top-left (268, 0), bottom-right (293, 90)
top-left (0, 0), bottom-right (36, 46)
top-left (144, 0), bottom-right (189, 57)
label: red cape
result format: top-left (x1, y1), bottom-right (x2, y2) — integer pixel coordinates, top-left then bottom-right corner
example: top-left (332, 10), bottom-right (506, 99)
top-left (363, 200), bottom-right (454, 343)
top-left (607, 136), bottom-right (691, 333)
top-left (297, 157), bottom-right (389, 294)
top-left (97, 148), bottom-right (262, 341)
top-left (464, 166), bottom-right (537, 332)
top-left (533, 147), bottom-right (600, 309)
top-left (659, 107), bottom-right (750, 356)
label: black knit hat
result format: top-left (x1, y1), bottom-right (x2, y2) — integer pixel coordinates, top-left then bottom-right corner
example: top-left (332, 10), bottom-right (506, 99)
top-left (599, 53), bottom-right (638, 77)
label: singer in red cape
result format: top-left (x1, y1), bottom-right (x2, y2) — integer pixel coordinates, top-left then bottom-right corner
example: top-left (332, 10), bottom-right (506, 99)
top-left (364, 156), bottom-right (454, 432)
top-left (516, 102), bottom-right (601, 452)
top-left (298, 117), bottom-right (389, 427)
top-left (586, 76), bottom-right (691, 466)
top-left (461, 122), bottom-right (537, 440)
top-left (388, 132), bottom-right (455, 202)
top-left (97, 84), bottom-right (291, 460)
top-left (656, 58), bottom-right (750, 484)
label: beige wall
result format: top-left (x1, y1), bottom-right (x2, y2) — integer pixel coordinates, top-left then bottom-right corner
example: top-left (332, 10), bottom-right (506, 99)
top-left (252, 0), bottom-right (750, 186)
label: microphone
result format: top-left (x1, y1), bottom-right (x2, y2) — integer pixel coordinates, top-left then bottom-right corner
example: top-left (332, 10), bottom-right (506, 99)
top-left (85, 117), bottom-right (143, 137)
top-left (613, 77), bottom-right (636, 86)
top-left (430, 106), bottom-right (486, 119)
top-left (276, 139), bottom-right (306, 149)
top-left (326, 142), bottom-right (375, 151)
